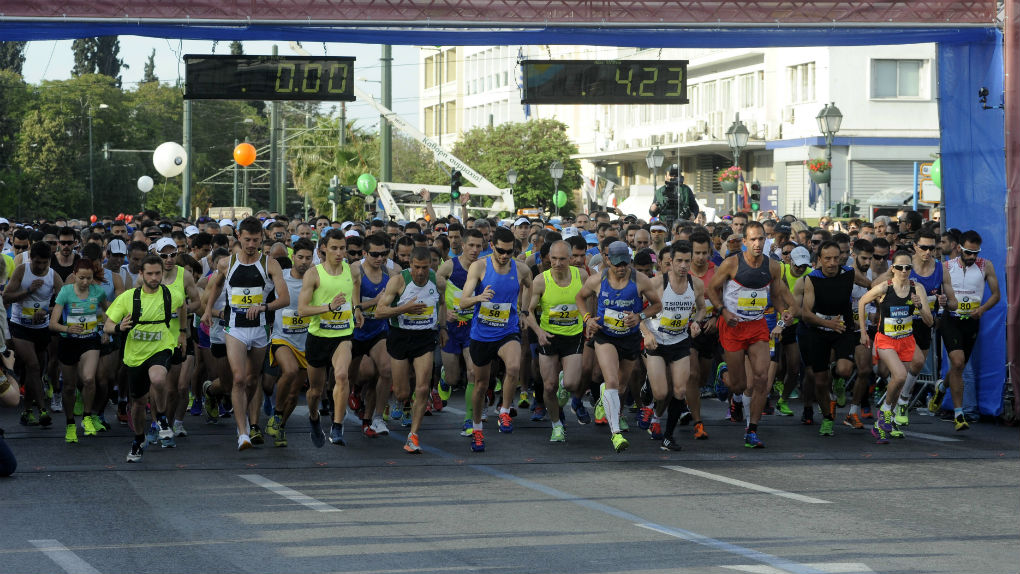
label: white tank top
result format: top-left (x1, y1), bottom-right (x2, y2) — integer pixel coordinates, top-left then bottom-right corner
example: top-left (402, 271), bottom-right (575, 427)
top-left (946, 257), bottom-right (985, 318)
top-left (392, 272), bottom-right (439, 331)
top-left (11, 267), bottom-right (55, 329)
top-left (652, 273), bottom-right (696, 345)
top-left (271, 271), bottom-right (308, 348)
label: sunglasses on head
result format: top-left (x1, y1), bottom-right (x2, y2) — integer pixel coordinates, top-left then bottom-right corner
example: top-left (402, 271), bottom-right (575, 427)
top-left (916, 244), bottom-right (935, 251)
top-left (494, 246), bottom-right (514, 255)
top-left (159, 251), bottom-right (178, 260)
top-left (892, 264), bottom-right (912, 271)
top-left (961, 247), bottom-right (981, 255)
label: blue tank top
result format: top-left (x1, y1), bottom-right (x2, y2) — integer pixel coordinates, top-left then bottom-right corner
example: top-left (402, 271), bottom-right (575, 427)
top-left (450, 257), bottom-right (468, 289)
top-left (354, 269), bottom-right (389, 341)
top-left (469, 258), bottom-right (520, 342)
top-left (910, 261), bottom-right (943, 316)
top-left (595, 269), bottom-right (643, 337)
top-left (100, 268), bottom-right (116, 303)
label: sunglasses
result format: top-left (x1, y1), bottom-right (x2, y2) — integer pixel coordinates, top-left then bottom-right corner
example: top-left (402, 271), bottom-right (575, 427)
top-left (612, 260), bottom-right (630, 268)
top-left (892, 264), bottom-right (912, 271)
top-left (781, 251), bottom-right (792, 256)
top-left (158, 252), bottom-right (178, 260)
top-left (961, 248), bottom-right (981, 255)
top-left (810, 240), bottom-right (821, 245)
top-left (367, 250), bottom-right (389, 258)
top-left (59, 240), bottom-right (75, 246)
top-left (13, 243), bottom-right (29, 250)
top-left (347, 250), bottom-right (363, 258)
top-left (494, 246), bottom-right (514, 255)
top-left (916, 244), bottom-right (936, 251)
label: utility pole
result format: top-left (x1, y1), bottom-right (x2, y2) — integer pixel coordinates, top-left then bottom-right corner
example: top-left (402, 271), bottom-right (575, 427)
top-left (182, 100), bottom-right (192, 217)
top-left (269, 44), bottom-right (280, 212)
top-left (380, 45), bottom-right (392, 183)
top-left (233, 138), bottom-right (239, 209)
top-left (278, 117), bottom-right (288, 216)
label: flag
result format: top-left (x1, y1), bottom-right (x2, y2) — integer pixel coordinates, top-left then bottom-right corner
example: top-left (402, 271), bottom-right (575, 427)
top-left (739, 171), bottom-right (750, 210)
top-left (808, 179), bottom-right (819, 210)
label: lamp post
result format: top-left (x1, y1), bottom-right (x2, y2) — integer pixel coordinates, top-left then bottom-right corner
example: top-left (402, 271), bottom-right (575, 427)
top-left (725, 114), bottom-right (750, 214)
top-left (816, 102), bottom-right (843, 216)
top-left (645, 147), bottom-right (665, 193)
top-left (549, 161), bottom-right (564, 217)
top-left (88, 103), bottom-right (109, 214)
top-left (233, 118), bottom-right (255, 210)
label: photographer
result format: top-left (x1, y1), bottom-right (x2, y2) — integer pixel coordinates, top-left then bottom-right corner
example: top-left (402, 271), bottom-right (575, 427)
top-left (649, 164), bottom-right (699, 230)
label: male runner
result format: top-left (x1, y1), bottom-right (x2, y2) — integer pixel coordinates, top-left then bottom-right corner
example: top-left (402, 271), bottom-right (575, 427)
top-left (350, 232), bottom-right (393, 437)
top-left (686, 231), bottom-right (717, 439)
top-left (844, 239), bottom-right (875, 429)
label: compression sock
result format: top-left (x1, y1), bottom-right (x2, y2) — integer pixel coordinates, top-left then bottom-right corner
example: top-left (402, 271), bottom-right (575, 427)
top-left (664, 397), bottom-right (683, 438)
top-left (899, 372), bottom-right (918, 404)
top-left (602, 388), bottom-right (621, 434)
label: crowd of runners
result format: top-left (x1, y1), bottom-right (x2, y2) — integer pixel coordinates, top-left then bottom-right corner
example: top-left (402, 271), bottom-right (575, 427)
top-left (0, 194), bottom-right (998, 464)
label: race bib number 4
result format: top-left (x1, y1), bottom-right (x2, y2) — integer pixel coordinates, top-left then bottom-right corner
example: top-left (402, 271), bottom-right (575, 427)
top-left (319, 302), bottom-right (352, 331)
top-left (736, 289), bottom-right (768, 315)
top-left (281, 310), bottom-right (308, 334)
top-left (479, 302), bottom-right (511, 326)
top-left (546, 304), bottom-right (579, 327)
top-left (603, 309), bottom-right (630, 333)
top-left (230, 287), bottom-right (264, 310)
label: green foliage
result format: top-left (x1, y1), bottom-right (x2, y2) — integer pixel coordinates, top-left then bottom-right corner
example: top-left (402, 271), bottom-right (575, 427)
top-left (287, 115), bottom-right (379, 219)
top-left (142, 50), bottom-right (157, 84)
top-left (72, 37), bottom-right (127, 87)
top-left (0, 41), bottom-right (27, 75)
top-left (449, 118), bottom-right (581, 218)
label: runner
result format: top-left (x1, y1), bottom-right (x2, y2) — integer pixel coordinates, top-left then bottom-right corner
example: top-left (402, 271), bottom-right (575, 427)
top-left (459, 226), bottom-right (533, 452)
top-left (524, 241), bottom-right (589, 443)
top-left (374, 246), bottom-right (445, 453)
top-left (856, 251), bottom-right (933, 443)
top-left (575, 241), bottom-right (663, 453)
top-left (939, 230), bottom-right (1000, 430)
top-left (845, 239), bottom-right (875, 429)
top-left (640, 240), bottom-right (704, 451)
top-left (201, 217), bottom-right (290, 451)
top-left (297, 229), bottom-right (364, 447)
top-left (103, 254), bottom-right (187, 461)
top-left (776, 245), bottom-right (811, 420)
top-left (350, 232), bottom-right (393, 438)
top-left (707, 221), bottom-right (795, 448)
top-left (686, 231), bottom-right (717, 440)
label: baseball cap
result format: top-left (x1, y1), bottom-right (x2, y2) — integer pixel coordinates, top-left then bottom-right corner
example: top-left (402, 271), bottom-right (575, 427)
top-left (561, 226), bottom-right (579, 239)
top-left (774, 223), bottom-right (792, 236)
top-left (0, 217), bottom-right (9, 226)
top-left (514, 217), bottom-right (530, 227)
top-left (184, 225), bottom-right (200, 237)
top-left (153, 237), bottom-right (177, 253)
top-left (791, 245), bottom-right (811, 266)
top-left (584, 232), bottom-right (598, 245)
top-left (727, 231), bottom-right (744, 242)
top-left (107, 239), bottom-right (128, 255)
top-left (262, 218), bottom-right (276, 229)
top-left (340, 221), bottom-right (355, 231)
top-left (607, 241), bottom-right (632, 266)
top-left (344, 229), bottom-right (360, 238)
top-left (218, 218), bottom-right (234, 228)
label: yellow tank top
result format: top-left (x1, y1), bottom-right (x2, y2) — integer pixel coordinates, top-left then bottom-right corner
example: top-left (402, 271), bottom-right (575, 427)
top-left (539, 267), bottom-right (583, 336)
top-left (167, 266), bottom-right (185, 334)
top-left (308, 262), bottom-right (354, 338)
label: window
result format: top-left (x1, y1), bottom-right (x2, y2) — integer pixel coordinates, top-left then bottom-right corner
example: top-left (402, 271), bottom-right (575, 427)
top-left (787, 62), bottom-right (815, 103)
top-left (424, 106), bottom-right (434, 137)
top-left (719, 78), bottom-right (733, 112)
top-left (739, 73), bottom-right (756, 108)
top-left (446, 48), bottom-right (457, 83)
top-left (424, 57), bottom-right (434, 89)
top-left (700, 81), bottom-right (716, 116)
top-left (872, 59), bottom-right (926, 99)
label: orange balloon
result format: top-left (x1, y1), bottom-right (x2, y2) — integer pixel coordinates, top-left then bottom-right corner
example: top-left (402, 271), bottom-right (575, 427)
top-left (233, 143), bottom-right (257, 167)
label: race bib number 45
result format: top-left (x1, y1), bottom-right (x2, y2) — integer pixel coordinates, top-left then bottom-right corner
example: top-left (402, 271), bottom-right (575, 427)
top-left (230, 287), bottom-right (264, 310)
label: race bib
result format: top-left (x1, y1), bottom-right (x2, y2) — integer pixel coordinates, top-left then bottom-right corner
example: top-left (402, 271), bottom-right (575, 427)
top-left (882, 305), bottom-right (913, 339)
top-left (478, 301), bottom-right (511, 327)
top-left (546, 303), bottom-right (579, 327)
top-left (399, 304), bottom-right (436, 329)
top-left (72, 314), bottom-right (99, 337)
top-left (603, 309), bottom-right (630, 334)
top-left (914, 294), bottom-right (937, 316)
top-left (131, 329), bottom-right (163, 342)
top-left (736, 289), bottom-right (768, 314)
top-left (956, 294), bottom-right (981, 317)
top-left (21, 303), bottom-right (46, 325)
top-left (230, 286), bottom-right (263, 310)
top-left (703, 301), bottom-right (715, 318)
top-left (319, 302), bottom-right (352, 331)
top-left (281, 309), bottom-right (308, 334)
top-left (657, 313), bottom-right (689, 335)
top-left (451, 288), bottom-right (473, 320)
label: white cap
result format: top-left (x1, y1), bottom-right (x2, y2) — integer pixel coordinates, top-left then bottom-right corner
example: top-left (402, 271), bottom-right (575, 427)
top-left (183, 225), bottom-right (200, 237)
top-left (340, 221), bottom-right (355, 231)
top-left (561, 226), bottom-right (579, 239)
top-left (344, 229), bottom-right (360, 238)
top-left (107, 239), bottom-right (128, 255)
top-left (514, 217), bottom-right (530, 227)
top-left (0, 217), bottom-right (9, 225)
top-left (650, 224), bottom-right (668, 233)
top-left (218, 218), bottom-right (234, 228)
top-left (791, 245), bottom-right (812, 266)
top-left (153, 237), bottom-right (177, 253)
top-left (262, 218), bottom-right (276, 229)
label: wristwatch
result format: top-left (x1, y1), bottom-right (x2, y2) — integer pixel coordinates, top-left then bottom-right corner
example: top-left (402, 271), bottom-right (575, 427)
top-left (639, 312), bottom-right (647, 321)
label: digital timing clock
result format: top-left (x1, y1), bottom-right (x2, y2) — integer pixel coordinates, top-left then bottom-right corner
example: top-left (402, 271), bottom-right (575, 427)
top-left (522, 60), bottom-right (689, 105)
top-left (184, 55), bottom-right (356, 102)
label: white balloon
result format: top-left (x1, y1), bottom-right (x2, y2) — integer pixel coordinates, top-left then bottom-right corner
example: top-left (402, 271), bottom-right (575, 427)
top-left (152, 142), bottom-right (188, 178)
top-left (137, 175), bottom-right (154, 193)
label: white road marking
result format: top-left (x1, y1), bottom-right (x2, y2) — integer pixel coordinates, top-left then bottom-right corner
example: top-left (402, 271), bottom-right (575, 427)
top-left (29, 540), bottom-right (102, 574)
top-left (663, 465), bottom-right (831, 504)
top-left (239, 474), bottom-right (342, 512)
top-left (902, 430), bottom-right (962, 442)
top-left (721, 562), bottom-right (877, 573)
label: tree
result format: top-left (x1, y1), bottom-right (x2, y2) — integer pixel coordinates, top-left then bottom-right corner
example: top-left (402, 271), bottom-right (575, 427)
top-left (142, 49), bottom-right (157, 84)
top-left (449, 118), bottom-right (582, 217)
top-left (229, 41), bottom-right (244, 56)
top-left (0, 41), bottom-right (27, 75)
top-left (72, 37), bottom-right (128, 87)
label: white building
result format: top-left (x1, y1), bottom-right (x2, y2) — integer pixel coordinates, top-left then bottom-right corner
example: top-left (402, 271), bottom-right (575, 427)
top-left (418, 43), bottom-right (939, 220)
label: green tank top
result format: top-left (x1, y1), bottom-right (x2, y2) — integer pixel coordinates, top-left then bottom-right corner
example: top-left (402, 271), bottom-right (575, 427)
top-left (539, 267), bottom-right (583, 336)
top-left (167, 266), bottom-right (185, 334)
top-left (308, 262), bottom-right (354, 338)
top-left (780, 262), bottom-right (811, 326)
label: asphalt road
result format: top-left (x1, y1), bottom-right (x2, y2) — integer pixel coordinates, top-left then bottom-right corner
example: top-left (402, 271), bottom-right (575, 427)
top-left (1, 392), bottom-right (1017, 574)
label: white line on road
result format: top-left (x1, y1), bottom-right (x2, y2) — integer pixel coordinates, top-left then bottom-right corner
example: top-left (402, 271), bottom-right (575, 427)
top-left (239, 474), bottom-right (343, 513)
top-left (29, 540), bottom-right (101, 574)
top-left (663, 466), bottom-right (831, 504)
top-left (902, 430), bottom-right (962, 442)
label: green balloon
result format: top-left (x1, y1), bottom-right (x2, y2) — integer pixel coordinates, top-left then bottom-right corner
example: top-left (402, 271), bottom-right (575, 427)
top-left (357, 173), bottom-right (378, 195)
top-left (553, 190), bottom-right (568, 208)
top-left (931, 158), bottom-right (941, 189)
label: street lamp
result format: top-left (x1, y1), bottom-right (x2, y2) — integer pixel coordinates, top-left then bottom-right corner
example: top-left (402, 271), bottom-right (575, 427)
top-left (645, 147), bottom-right (665, 191)
top-left (549, 161), bottom-right (564, 217)
top-left (725, 114), bottom-right (750, 213)
top-left (816, 102), bottom-right (843, 215)
top-left (234, 118), bottom-right (255, 210)
top-left (88, 103), bottom-right (109, 214)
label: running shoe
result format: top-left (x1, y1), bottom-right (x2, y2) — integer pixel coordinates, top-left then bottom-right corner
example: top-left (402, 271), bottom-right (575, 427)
top-left (126, 441), bottom-right (143, 463)
top-left (549, 425), bottom-right (566, 442)
top-left (44, 379), bottom-right (54, 400)
top-left (117, 410), bottom-right (129, 426)
top-left (714, 363), bottom-right (730, 401)
top-left (498, 412), bottom-right (513, 433)
top-left (329, 423), bottom-right (346, 446)
top-left (594, 384), bottom-right (608, 425)
top-left (894, 404), bottom-right (910, 426)
top-left (146, 423), bottom-right (159, 445)
top-left (726, 397), bottom-right (744, 423)
top-left (73, 392), bottom-right (84, 417)
top-left (159, 422), bottom-right (176, 448)
top-left (529, 404), bottom-right (547, 422)
top-left (460, 419), bottom-right (473, 437)
top-left (471, 430), bottom-right (485, 452)
top-left (571, 398), bottom-right (592, 425)
top-left (430, 390), bottom-right (444, 413)
top-left (274, 428), bottom-right (288, 447)
top-left (370, 417), bottom-right (390, 436)
top-left (678, 404), bottom-right (693, 426)
top-left (20, 410), bottom-right (38, 426)
top-left (819, 419), bottom-right (835, 437)
top-left (347, 393), bottom-right (363, 414)
top-left (773, 380), bottom-right (784, 397)
top-left (309, 417), bottom-right (326, 448)
top-left (262, 394), bottom-right (274, 417)
top-left (833, 377), bottom-right (847, 407)
top-left (173, 421), bottom-right (188, 437)
top-left (404, 432), bottom-right (422, 454)
top-left (801, 406), bottom-right (814, 425)
top-left (776, 398), bottom-right (794, 416)
top-left (518, 390), bottom-right (530, 410)
top-left (189, 395), bottom-right (203, 416)
top-left (871, 421), bottom-right (890, 444)
top-left (556, 385), bottom-right (570, 408)
top-left (266, 414), bottom-right (282, 438)
top-left (249, 424), bottom-right (264, 445)
top-left (660, 437), bottom-right (682, 452)
top-left (762, 401), bottom-right (775, 416)
top-left (437, 369), bottom-right (452, 403)
top-left (954, 414), bottom-right (970, 431)
top-left (237, 433), bottom-right (253, 451)
top-left (38, 409), bottom-right (52, 428)
top-left (927, 380), bottom-right (947, 413)
top-left (638, 406), bottom-right (654, 430)
top-left (743, 431), bottom-right (765, 448)
top-left (789, 387), bottom-right (801, 399)
top-left (389, 401), bottom-right (404, 424)
top-left (65, 423), bottom-right (78, 444)
top-left (361, 422), bottom-right (378, 438)
top-left (95, 414), bottom-right (110, 432)
top-left (202, 381), bottom-right (219, 423)
top-left (51, 393), bottom-right (64, 413)
top-left (861, 405), bottom-right (874, 420)
top-left (843, 413), bottom-right (864, 429)
top-left (648, 422), bottom-right (664, 440)
top-left (693, 421), bottom-right (709, 440)
top-left (611, 432), bottom-right (629, 453)
top-left (890, 425), bottom-right (904, 439)
top-left (81, 415), bottom-right (99, 437)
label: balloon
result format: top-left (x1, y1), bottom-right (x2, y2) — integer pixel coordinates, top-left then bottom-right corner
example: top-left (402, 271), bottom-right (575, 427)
top-left (116, 213), bottom-right (124, 221)
top-left (357, 173), bottom-right (378, 195)
top-left (90, 215), bottom-right (98, 223)
top-left (931, 158), bottom-right (941, 189)
top-left (553, 190), bottom-right (568, 208)
top-left (137, 175), bottom-right (154, 193)
top-left (153, 142), bottom-right (188, 178)
top-left (233, 143), bottom-right (256, 167)
top-left (125, 215), bottom-right (133, 223)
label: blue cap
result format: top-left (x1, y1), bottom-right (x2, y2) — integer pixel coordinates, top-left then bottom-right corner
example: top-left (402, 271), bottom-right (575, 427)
top-left (584, 232), bottom-right (597, 245)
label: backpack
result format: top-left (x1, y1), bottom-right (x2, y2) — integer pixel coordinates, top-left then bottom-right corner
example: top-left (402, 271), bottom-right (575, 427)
top-left (131, 285), bottom-right (173, 329)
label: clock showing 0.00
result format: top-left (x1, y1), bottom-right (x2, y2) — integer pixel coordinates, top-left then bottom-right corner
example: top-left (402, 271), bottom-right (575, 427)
top-left (184, 55), bottom-right (356, 102)
top-left (522, 60), bottom-right (689, 105)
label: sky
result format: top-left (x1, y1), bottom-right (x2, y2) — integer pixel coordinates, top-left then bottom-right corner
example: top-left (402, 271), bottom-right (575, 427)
top-left (22, 37), bottom-right (421, 129)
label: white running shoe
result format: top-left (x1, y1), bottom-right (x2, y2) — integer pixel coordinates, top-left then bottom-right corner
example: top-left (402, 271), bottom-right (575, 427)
top-left (370, 418), bottom-right (390, 436)
top-left (51, 394), bottom-right (64, 413)
top-left (173, 421), bottom-right (187, 437)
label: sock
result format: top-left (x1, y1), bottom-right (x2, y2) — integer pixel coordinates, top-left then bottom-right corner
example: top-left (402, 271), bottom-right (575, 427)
top-left (464, 382), bottom-right (474, 420)
top-left (732, 394), bottom-right (743, 404)
top-left (552, 420), bottom-right (563, 429)
top-left (664, 397), bottom-right (683, 438)
top-left (747, 422), bottom-right (758, 433)
top-left (499, 407), bottom-right (510, 416)
top-left (650, 413), bottom-right (661, 424)
top-left (473, 421), bottom-right (483, 432)
top-left (603, 388), bottom-right (621, 433)
top-left (880, 402), bottom-right (893, 412)
top-left (849, 405), bottom-right (860, 415)
top-left (954, 407), bottom-right (965, 417)
top-left (900, 372), bottom-right (918, 401)
top-left (173, 418), bottom-right (183, 426)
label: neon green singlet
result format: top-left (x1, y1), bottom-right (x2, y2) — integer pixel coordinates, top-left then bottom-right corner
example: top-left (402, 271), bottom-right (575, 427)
top-left (539, 267), bottom-right (583, 336)
top-left (308, 262), bottom-right (354, 338)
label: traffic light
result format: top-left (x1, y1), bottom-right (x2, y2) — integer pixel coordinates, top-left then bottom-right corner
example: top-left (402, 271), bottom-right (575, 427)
top-left (328, 175), bottom-right (339, 203)
top-left (450, 170), bottom-right (463, 200)
top-left (849, 200), bottom-right (861, 218)
top-left (339, 186), bottom-right (356, 203)
top-left (749, 180), bottom-right (761, 212)
top-left (830, 202), bottom-right (843, 218)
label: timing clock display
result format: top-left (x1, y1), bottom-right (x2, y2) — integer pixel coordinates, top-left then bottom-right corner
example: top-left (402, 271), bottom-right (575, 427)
top-left (185, 55), bottom-right (356, 101)
top-left (522, 60), bottom-right (689, 105)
